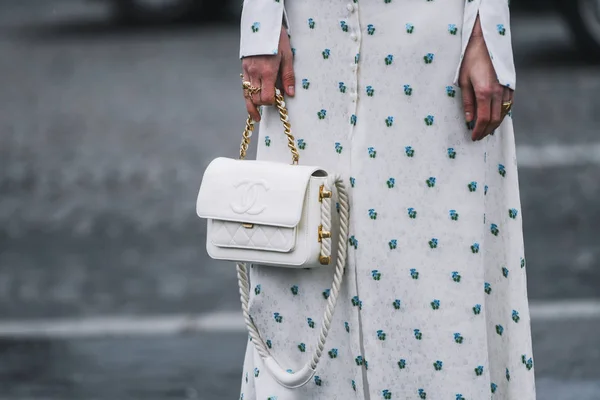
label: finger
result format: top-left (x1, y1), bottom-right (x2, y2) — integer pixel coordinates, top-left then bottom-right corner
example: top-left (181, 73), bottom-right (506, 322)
top-left (280, 49), bottom-right (295, 97)
top-left (259, 73), bottom-right (277, 106)
top-left (241, 70), bottom-right (261, 122)
top-left (484, 85), bottom-right (504, 137)
top-left (473, 87), bottom-right (492, 141)
top-left (461, 79), bottom-right (476, 125)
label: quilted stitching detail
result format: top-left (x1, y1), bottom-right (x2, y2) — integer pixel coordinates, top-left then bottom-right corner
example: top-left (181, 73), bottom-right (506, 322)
top-left (211, 220), bottom-right (296, 252)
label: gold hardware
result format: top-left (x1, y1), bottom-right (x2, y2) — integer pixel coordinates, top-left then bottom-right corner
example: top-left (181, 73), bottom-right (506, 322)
top-left (319, 184), bottom-right (332, 202)
top-left (319, 255), bottom-right (331, 265)
top-left (239, 90), bottom-right (300, 165)
top-left (242, 223), bottom-right (254, 229)
top-left (318, 224), bottom-right (331, 242)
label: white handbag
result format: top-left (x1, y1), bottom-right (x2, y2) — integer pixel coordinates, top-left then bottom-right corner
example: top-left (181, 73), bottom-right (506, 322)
top-left (195, 89), bottom-right (350, 389)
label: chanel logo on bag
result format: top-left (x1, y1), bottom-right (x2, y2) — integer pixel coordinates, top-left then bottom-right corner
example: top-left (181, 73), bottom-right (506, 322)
top-left (230, 179), bottom-right (270, 215)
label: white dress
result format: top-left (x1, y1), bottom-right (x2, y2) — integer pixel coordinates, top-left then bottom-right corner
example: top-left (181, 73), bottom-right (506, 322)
top-left (238, 1), bottom-right (536, 399)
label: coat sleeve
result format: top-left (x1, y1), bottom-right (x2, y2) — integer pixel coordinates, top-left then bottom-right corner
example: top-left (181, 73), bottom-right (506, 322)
top-left (239, 0), bottom-right (290, 59)
top-left (453, 0), bottom-right (516, 90)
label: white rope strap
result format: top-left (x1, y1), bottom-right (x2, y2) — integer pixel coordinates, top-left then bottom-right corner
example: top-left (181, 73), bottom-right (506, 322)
top-left (236, 174), bottom-right (349, 388)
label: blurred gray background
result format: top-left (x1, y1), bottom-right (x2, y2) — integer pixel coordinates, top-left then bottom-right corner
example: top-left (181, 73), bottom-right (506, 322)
top-left (1, 0), bottom-right (599, 399)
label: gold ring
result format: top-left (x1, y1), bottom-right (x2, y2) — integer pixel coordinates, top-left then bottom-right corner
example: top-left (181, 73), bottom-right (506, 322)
top-left (502, 100), bottom-right (513, 114)
top-left (242, 81), bottom-right (261, 98)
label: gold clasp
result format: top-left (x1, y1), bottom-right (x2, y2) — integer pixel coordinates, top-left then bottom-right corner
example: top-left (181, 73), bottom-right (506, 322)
top-left (319, 255), bottom-right (331, 265)
top-left (318, 224), bottom-right (331, 242)
top-left (319, 184), bottom-right (332, 202)
top-left (242, 223), bottom-right (254, 229)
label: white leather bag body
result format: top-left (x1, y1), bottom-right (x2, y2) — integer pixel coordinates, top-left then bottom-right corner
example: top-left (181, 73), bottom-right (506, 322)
top-left (195, 89), bottom-right (349, 389)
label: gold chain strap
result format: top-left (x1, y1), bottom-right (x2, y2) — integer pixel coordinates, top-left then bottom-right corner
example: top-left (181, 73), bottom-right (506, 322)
top-left (239, 90), bottom-right (300, 165)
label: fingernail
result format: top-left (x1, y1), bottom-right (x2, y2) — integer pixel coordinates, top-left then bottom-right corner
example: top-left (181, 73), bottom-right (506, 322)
top-left (288, 85), bottom-right (295, 96)
top-left (465, 112), bottom-right (472, 122)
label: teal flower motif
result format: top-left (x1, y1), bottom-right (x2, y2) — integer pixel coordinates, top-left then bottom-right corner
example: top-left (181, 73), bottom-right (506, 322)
top-left (367, 24), bottom-right (376, 35)
top-left (407, 207), bottom-right (417, 219)
top-left (491, 383), bottom-right (498, 393)
top-left (349, 235), bottom-right (358, 249)
top-left (351, 295), bottom-right (363, 309)
top-left (384, 54), bottom-right (394, 65)
top-left (254, 284), bottom-right (261, 295)
top-left (484, 282), bottom-right (492, 294)
top-left (423, 53), bottom-right (435, 64)
top-left (308, 18), bottom-right (315, 29)
top-left (350, 114), bottom-right (357, 125)
top-left (350, 177), bottom-right (356, 187)
top-left (418, 388), bottom-right (427, 399)
top-left (386, 177), bottom-right (395, 188)
top-left (414, 329), bottom-right (423, 340)
top-left (398, 359), bottom-right (406, 369)
top-left (475, 365), bottom-right (484, 376)
top-left (335, 142), bottom-right (343, 154)
top-left (512, 310), bottom-right (520, 323)
top-left (371, 269), bottom-right (382, 280)
top-left (254, 367), bottom-right (260, 377)
top-left (298, 343), bottom-right (306, 352)
top-left (430, 299), bottom-right (440, 310)
top-left (368, 147), bottom-right (377, 158)
top-left (355, 53), bottom-right (360, 63)
top-left (428, 238), bottom-right (438, 248)
top-left (451, 271), bottom-right (461, 282)
top-left (251, 22), bottom-right (260, 32)
top-left (297, 138), bottom-right (306, 150)
top-left (509, 208), bottom-right (518, 218)
top-left (273, 312), bottom-right (283, 323)
top-left (322, 288), bottom-right (330, 299)
top-left (392, 299), bottom-right (401, 309)
top-left (355, 355), bottom-right (364, 365)
top-left (307, 317), bottom-right (315, 328)
top-left (301, 78), bottom-right (310, 89)
top-left (267, 397), bottom-right (277, 400)
top-left (490, 223), bottom-right (499, 236)
top-left (454, 332), bottom-right (464, 343)
top-left (382, 389), bottom-right (392, 399)
top-left (497, 23), bottom-right (506, 35)
top-left (339, 81), bottom-right (347, 93)
top-left (352, 380), bottom-right (356, 391)
top-left (522, 354), bottom-right (534, 370)
top-left (456, 395), bottom-right (465, 400)
top-left (340, 20), bottom-right (348, 32)
top-left (264, 136), bottom-right (271, 147)
top-left (322, 49), bottom-right (330, 59)
top-left (317, 109), bottom-right (327, 119)
top-left (314, 376), bottom-right (322, 386)
top-left (406, 23), bottom-right (414, 33)
top-left (368, 208), bottom-right (378, 219)
top-left (328, 348), bottom-right (338, 358)
top-left (385, 116), bottom-right (394, 127)
top-left (468, 181), bottom-right (477, 192)
top-left (403, 84), bottom-right (413, 95)
top-left (506, 368), bottom-right (511, 381)
top-left (446, 85), bottom-right (456, 97)
top-left (471, 242), bottom-right (480, 253)
top-left (426, 177), bottom-right (436, 187)
top-left (410, 268), bottom-right (419, 279)
top-left (484, 185), bottom-right (489, 195)
top-left (290, 285), bottom-right (298, 295)
top-left (366, 85), bottom-right (375, 96)
top-left (376, 329), bottom-right (386, 340)
top-left (449, 209), bottom-right (459, 221)
top-left (496, 324), bottom-right (504, 335)
top-left (266, 339), bottom-right (272, 349)
top-left (473, 304), bottom-right (481, 315)
top-left (521, 256), bottom-right (526, 268)
top-left (448, 24), bottom-right (458, 35)
top-left (424, 115), bottom-right (434, 125)
top-left (345, 321), bottom-right (350, 332)
top-left (405, 146), bottom-right (415, 157)
top-left (433, 360), bottom-right (443, 371)
top-left (502, 266), bottom-right (509, 278)
top-left (498, 164), bottom-right (506, 177)
top-left (389, 239), bottom-right (398, 249)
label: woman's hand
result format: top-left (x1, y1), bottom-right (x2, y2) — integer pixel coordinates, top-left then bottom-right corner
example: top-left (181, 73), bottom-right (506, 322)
top-left (241, 26), bottom-right (296, 122)
top-left (459, 17), bottom-right (514, 141)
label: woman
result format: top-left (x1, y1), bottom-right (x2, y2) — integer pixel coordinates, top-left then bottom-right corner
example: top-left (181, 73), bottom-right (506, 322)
top-left (238, 1), bottom-right (536, 399)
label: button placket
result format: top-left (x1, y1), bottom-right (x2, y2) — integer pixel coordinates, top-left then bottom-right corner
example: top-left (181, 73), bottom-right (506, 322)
top-left (346, 2), bottom-right (361, 137)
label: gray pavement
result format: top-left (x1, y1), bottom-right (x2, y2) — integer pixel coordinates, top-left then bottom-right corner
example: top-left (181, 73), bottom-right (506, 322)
top-left (1, 1), bottom-right (599, 399)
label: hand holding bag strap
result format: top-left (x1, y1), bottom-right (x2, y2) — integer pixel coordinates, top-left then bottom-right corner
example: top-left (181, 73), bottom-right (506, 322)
top-left (236, 175), bottom-right (349, 388)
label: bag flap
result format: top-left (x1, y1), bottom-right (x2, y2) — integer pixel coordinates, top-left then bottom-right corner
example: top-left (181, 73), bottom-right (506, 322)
top-left (196, 157), bottom-right (327, 228)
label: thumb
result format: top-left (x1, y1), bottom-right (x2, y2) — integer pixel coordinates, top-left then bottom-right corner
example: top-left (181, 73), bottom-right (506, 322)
top-left (280, 50), bottom-right (296, 97)
top-left (461, 81), bottom-right (476, 123)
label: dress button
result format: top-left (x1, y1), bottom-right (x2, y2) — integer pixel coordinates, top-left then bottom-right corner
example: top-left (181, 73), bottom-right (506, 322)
top-left (346, 3), bottom-right (354, 12)
top-left (350, 33), bottom-right (358, 42)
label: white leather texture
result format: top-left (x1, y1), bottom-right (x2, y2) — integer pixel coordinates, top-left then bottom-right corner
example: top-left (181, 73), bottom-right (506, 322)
top-left (209, 220), bottom-right (297, 253)
top-left (197, 157), bottom-right (326, 228)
